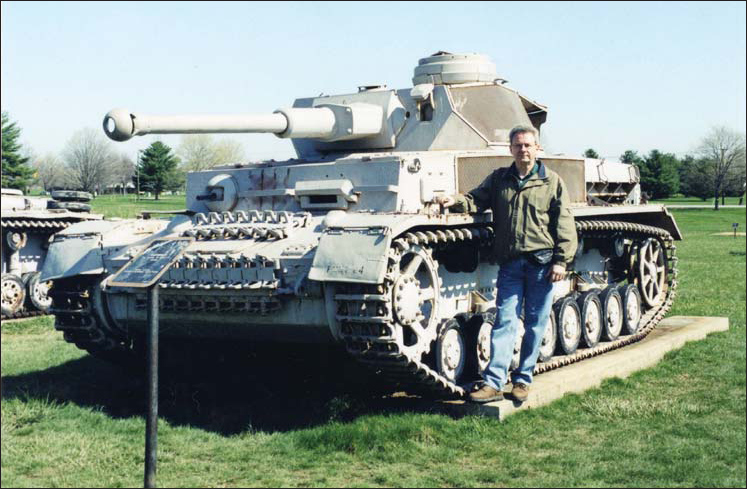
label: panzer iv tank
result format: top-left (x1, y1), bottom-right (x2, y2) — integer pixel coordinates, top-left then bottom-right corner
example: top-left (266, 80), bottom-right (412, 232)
top-left (41, 52), bottom-right (680, 396)
top-left (2, 189), bottom-right (101, 319)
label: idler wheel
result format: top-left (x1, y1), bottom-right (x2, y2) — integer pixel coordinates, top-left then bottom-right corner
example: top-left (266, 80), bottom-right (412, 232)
top-left (555, 296), bottom-right (582, 355)
top-left (620, 284), bottom-right (642, 335)
top-left (577, 291), bottom-right (603, 348)
top-left (435, 318), bottom-right (466, 383)
top-left (638, 238), bottom-right (667, 307)
top-left (599, 286), bottom-right (624, 341)
top-left (2, 274), bottom-right (26, 316)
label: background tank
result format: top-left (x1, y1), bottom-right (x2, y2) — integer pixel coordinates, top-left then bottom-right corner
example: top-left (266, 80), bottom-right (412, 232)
top-left (43, 52), bottom-right (681, 397)
top-left (2, 188), bottom-right (101, 319)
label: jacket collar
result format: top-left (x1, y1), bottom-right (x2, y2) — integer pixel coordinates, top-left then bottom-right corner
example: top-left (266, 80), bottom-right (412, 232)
top-left (504, 160), bottom-right (548, 181)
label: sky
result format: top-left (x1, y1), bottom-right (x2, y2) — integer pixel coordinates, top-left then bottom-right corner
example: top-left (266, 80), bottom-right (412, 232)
top-left (2, 1), bottom-right (745, 163)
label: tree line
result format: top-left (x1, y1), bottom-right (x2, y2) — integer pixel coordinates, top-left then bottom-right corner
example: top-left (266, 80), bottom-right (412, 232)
top-left (1, 111), bottom-right (245, 200)
top-left (586, 126), bottom-right (745, 209)
top-left (3, 111), bottom-right (745, 207)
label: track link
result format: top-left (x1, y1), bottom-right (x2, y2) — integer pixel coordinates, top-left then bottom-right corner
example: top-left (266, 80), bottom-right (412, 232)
top-left (48, 277), bottom-right (134, 362)
top-left (336, 220), bottom-right (678, 398)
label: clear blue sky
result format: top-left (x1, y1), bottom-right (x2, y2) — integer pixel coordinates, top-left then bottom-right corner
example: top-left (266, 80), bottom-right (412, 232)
top-left (2, 1), bottom-right (745, 162)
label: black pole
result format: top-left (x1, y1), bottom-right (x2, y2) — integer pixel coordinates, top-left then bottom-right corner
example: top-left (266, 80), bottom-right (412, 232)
top-left (144, 286), bottom-right (159, 488)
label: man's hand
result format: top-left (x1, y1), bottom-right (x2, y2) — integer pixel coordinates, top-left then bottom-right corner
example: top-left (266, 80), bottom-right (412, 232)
top-left (547, 263), bottom-right (566, 282)
top-left (432, 194), bottom-right (455, 207)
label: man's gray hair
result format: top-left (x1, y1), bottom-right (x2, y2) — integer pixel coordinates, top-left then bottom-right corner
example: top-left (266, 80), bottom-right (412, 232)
top-left (509, 125), bottom-right (539, 145)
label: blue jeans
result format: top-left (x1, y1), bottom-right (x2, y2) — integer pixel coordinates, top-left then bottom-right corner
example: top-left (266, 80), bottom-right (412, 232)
top-left (483, 256), bottom-right (554, 390)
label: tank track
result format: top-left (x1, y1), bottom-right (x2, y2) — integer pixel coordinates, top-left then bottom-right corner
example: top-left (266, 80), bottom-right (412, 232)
top-left (1, 217), bottom-right (80, 321)
top-left (1, 309), bottom-right (48, 321)
top-left (48, 277), bottom-right (134, 363)
top-left (336, 220), bottom-right (678, 398)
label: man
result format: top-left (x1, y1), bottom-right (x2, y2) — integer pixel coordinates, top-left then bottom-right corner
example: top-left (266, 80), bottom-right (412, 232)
top-left (435, 125), bottom-right (577, 402)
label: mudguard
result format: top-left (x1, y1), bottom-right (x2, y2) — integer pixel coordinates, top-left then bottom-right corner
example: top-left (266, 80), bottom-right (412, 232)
top-left (308, 212), bottom-right (487, 284)
top-left (309, 226), bottom-right (392, 284)
top-left (40, 220), bottom-right (119, 281)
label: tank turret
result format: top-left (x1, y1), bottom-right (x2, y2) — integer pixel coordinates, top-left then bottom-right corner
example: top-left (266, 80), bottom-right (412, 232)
top-left (104, 52), bottom-right (548, 158)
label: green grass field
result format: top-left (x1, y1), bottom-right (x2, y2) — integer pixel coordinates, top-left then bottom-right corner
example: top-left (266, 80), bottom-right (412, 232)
top-left (2, 208), bottom-right (745, 487)
top-left (651, 195), bottom-right (745, 206)
top-left (89, 193), bottom-right (186, 219)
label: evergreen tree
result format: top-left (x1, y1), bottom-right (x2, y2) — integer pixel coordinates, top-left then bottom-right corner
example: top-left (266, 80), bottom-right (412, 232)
top-left (583, 148), bottom-right (600, 159)
top-left (637, 149), bottom-right (680, 199)
top-left (679, 155), bottom-right (710, 200)
top-left (1, 111), bottom-right (34, 190)
top-left (135, 141), bottom-right (181, 200)
top-left (620, 150), bottom-right (643, 166)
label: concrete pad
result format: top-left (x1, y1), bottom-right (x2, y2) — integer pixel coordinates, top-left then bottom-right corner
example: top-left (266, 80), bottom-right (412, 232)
top-left (427, 316), bottom-right (729, 420)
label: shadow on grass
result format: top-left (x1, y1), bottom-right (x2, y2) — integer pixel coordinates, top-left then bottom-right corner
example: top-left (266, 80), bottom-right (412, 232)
top-left (1, 342), bottom-right (465, 435)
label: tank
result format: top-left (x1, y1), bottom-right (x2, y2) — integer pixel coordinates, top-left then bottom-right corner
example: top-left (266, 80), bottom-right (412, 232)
top-left (41, 52), bottom-right (680, 396)
top-left (2, 188), bottom-right (101, 319)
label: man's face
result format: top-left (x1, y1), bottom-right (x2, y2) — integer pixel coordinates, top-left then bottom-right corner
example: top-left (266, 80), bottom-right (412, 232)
top-left (510, 131), bottom-right (539, 166)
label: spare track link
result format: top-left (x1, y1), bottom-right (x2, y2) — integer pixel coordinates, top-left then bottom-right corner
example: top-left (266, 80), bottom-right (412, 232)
top-left (48, 277), bottom-right (132, 361)
top-left (1, 217), bottom-right (77, 232)
top-left (336, 220), bottom-right (678, 398)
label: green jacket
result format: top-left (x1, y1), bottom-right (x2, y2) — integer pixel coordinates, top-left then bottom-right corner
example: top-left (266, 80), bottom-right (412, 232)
top-left (452, 160), bottom-right (578, 266)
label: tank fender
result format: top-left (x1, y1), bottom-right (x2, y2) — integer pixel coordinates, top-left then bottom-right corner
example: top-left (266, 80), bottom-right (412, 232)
top-left (40, 220), bottom-right (119, 281)
top-left (307, 211), bottom-right (489, 284)
top-left (40, 217), bottom-right (177, 282)
top-left (309, 226), bottom-right (392, 284)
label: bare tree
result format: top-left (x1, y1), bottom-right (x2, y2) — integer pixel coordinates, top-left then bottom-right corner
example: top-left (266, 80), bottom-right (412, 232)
top-left (212, 139), bottom-right (246, 167)
top-left (177, 134), bottom-right (246, 172)
top-left (110, 152), bottom-right (136, 195)
top-left (32, 152), bottom-right (69, 191)
top-left (696, 127), bottom-right (746, 210)
top-left (62, 128), bottom-right (117, 193)
top-left (177, 134), bottom-right (216, 172)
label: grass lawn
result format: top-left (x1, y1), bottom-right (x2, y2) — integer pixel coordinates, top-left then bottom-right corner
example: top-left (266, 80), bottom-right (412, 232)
top-left (88, 193), bottom-right (187, 219)
top-left (2, 208), bottom-right (745, 487)
top-left (651, 195), bottom-right (745, 206)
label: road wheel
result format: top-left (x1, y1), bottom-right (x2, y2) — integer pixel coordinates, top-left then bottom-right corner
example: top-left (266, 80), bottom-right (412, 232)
top-left (474, 309), bottom-right (495, 375)
top-left (50, 190), bottom-right (92, 202)
top-left (509, 317), bottom-right (525, 371)
top-left (555, 296), bottom-right (581, 355)
top-left (47, 200), bottom-right (92, 212)
top-left (435, 318), bottom-right (466, 383)
top-left (620, 284), bottom-right (642, 335)
top-left (599, 286), bottom-right (623, 341)
top-left (537, 311), bottom-right (557, 363)
top-left (577, 291), bottom-right (603, 348)
top-left (25, 272), bottom-right (53, 313)
top-left (2, 274), bottom-right (26, 316)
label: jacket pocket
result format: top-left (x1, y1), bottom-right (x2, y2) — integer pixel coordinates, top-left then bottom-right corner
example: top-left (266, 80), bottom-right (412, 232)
top-left (527, 202), bottom-right (554, 247)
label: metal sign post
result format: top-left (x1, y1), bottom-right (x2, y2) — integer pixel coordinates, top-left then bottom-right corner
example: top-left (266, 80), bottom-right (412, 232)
top-left (733, 222), bottom-right (739, 238)
top-left (144, 285), bottom-right (159, 488)
top-left (108, 238), bottom-right (192, 489)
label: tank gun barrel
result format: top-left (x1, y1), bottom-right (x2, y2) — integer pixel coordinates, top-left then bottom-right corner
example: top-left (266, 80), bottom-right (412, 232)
top-left (103, 104), bottom-right (383, 142)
